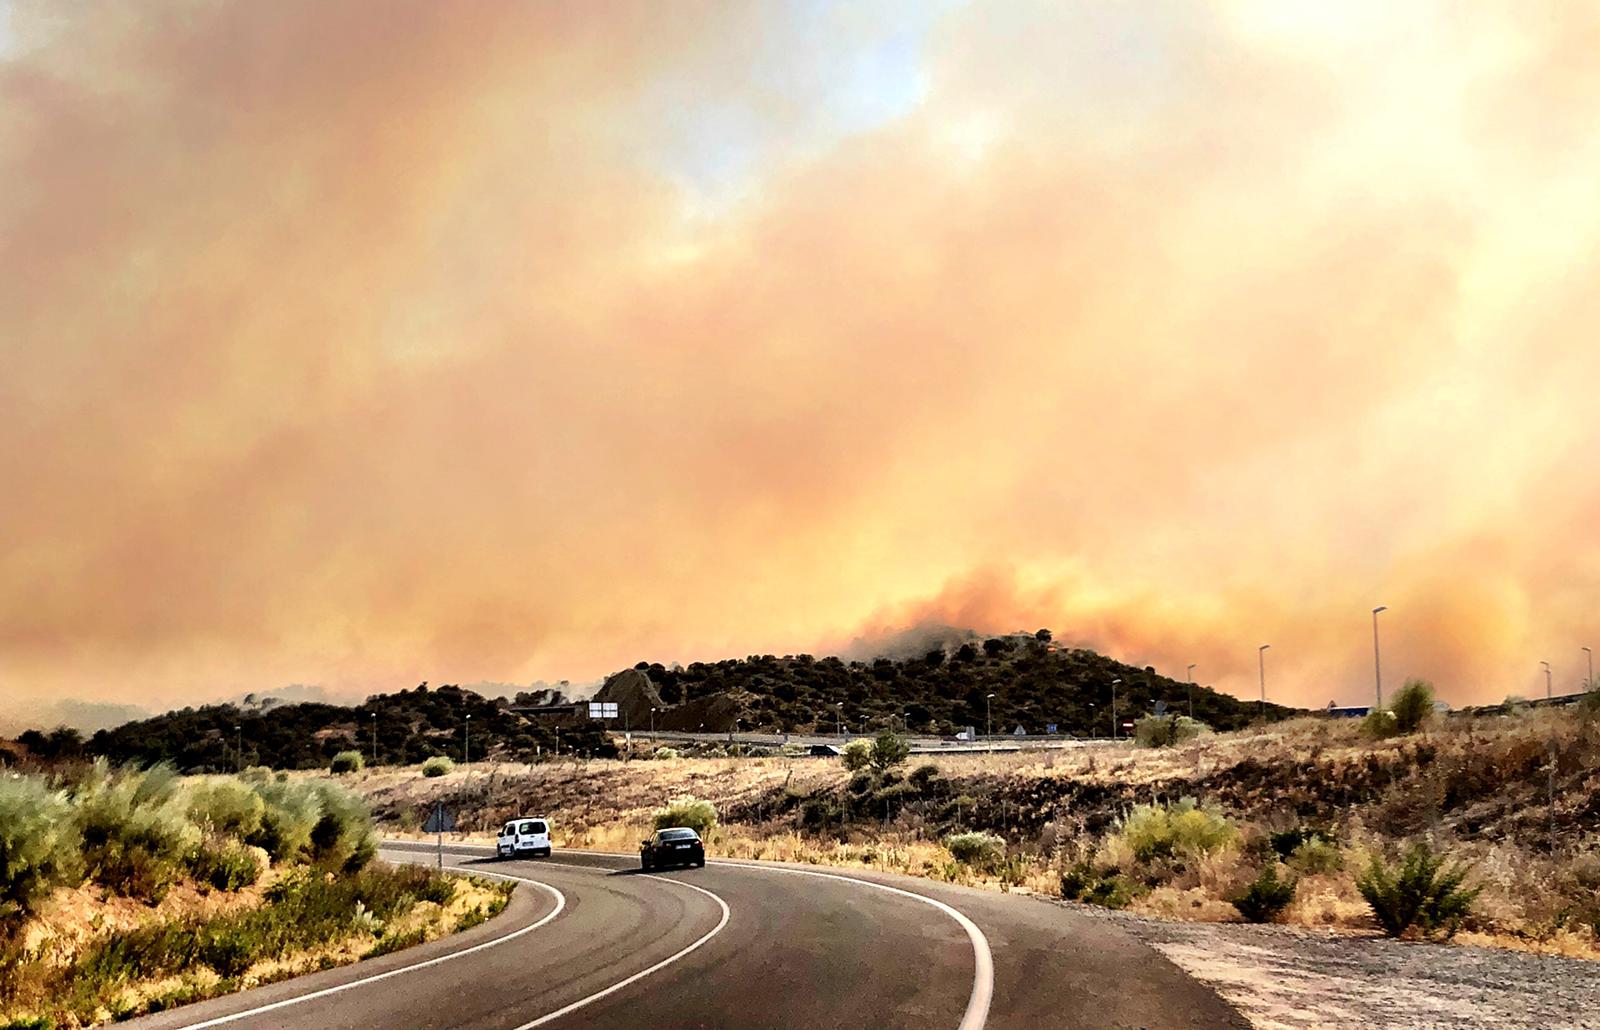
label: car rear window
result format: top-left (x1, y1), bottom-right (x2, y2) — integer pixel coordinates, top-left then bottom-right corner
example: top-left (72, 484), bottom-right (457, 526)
top-left (658, 828), bottom-right (698, 841)
top-left (529, 821), bottom-right (547, 834)
top-left (518, 821), bottom-right (538, 834)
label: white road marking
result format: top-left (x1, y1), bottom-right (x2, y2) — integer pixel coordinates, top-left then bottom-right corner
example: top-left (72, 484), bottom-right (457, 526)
top-left (168, 863), bottom-right (565, 1030)
top-left (509, 874), bottom-right (732, 1029)
top-left (382, 841), bottom-right (991, 1030)
top-left (707, 860), bottom-right (993, 1030)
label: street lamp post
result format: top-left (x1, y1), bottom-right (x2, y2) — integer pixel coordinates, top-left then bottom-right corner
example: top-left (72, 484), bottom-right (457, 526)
top-left (1110, 679), bottom-right (1120, 739)
top-left (1372, 606), bottom-right (1388, 710)
top-left (1258, 645), bottom-right (1271, 720)
top-left (464, 714), bottom-right (471, 766)
top-left (235, 726), bottom-right (242, 772)
top-left (985, 693), bottom-right (996, 739)
top-left (1541, 660), bottom-right (1552, 700)
top-left (1185, 664), bottom-right (1197, 719)
top-left (835, 702), bottom-right (844, 736)
top-left (650, 707), bottom-right (657, 734)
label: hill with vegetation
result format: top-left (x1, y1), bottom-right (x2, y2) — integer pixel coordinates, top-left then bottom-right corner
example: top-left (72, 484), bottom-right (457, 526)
top-left (633, 630), bottom-right (1289, 736)
top-left (9, 631), bottom-right (1289, 771)
top-left (39, 684), bottom-right (616, 773)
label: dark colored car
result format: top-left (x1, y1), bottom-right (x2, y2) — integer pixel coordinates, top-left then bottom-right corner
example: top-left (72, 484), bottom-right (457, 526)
top-left (641, 827), bottom-right (705, 870)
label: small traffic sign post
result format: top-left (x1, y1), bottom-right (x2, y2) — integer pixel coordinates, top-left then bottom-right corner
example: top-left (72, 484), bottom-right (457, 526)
top-left (423, 802), bottom-right (456, 871)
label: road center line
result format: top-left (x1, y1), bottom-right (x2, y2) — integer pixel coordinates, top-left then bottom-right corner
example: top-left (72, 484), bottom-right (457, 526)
top-left (170, 862), bottom-right (566, 1030)
top-left (508, 874), bottom-right (732, 1030)
top-left (382, 841), bottom-right (990, 1030)
top-left (559, 848), bottom-right (993, 1030)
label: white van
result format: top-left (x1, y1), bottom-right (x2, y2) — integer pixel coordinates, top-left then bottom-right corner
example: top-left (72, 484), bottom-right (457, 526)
top-left (497, 817), bottom-right (552, 859)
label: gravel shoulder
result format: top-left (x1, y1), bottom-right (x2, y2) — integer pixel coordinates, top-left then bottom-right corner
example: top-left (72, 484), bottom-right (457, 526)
top-left (1058, 903), bottom-right (1600, 1030)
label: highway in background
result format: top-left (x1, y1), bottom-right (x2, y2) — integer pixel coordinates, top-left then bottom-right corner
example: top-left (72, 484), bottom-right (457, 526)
top-left (122, 843), bottom-right (1244, 1030)
top-left (625, 729), bottom-right (1119, 754)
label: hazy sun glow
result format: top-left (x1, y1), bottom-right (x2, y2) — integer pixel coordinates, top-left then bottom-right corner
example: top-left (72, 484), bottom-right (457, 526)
top-left (3, 1), bottom-right (1598, 726)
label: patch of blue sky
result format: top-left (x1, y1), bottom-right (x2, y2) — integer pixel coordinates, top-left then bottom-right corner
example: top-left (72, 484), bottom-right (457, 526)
top-left (654, 0), bottom-right (960, 213)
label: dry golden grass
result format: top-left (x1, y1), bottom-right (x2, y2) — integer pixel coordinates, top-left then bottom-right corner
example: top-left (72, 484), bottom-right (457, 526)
top-left (362, 709), bottom-right (1600, 960)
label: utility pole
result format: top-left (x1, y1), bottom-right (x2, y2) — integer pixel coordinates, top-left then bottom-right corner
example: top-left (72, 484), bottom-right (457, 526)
top-left (1372, 606), bottom-right (1388, 710)
top-left (1258, 645), bottom-right (1271, 720)
top-left (985, 693), bottom-right (996, 739)
top-left (1110, 680), bottom-right (1120, 739)
top-left (1543, 661), bottom-right (1557, 852)
top-left (1185, 664), bottom-right (1197, 719)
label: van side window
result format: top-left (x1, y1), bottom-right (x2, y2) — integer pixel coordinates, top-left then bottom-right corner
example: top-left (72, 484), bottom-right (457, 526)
top-left (502, 824), bottom-right (515, 836)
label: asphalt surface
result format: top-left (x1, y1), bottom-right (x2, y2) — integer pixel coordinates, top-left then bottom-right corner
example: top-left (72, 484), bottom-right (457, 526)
top-left (124, 844), bottom-right (1246, 1030)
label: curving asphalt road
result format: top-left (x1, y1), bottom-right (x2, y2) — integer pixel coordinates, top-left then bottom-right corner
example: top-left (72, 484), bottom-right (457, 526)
top-left (123, 843), bottom-right (1246, 1030)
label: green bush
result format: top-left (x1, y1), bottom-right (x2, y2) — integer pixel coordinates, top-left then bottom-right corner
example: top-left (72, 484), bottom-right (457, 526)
top-left (840, 739), bottom-right (873, 771)
top-left (1231, 863), bottom-right (1297, 923)
top-left (188, 840), bottom-right (262, 892)
top-left (0, 776), bottom-right (81, 927)
top-left (653, 797), bottom-right (717, 837)
top-left (185, 779), bottom-right (265, 838)
top-left (1, 1016), bottom-right (55, 1030)
top-left (330, 751), bottom-right (365, 775)
top-left (420, 756), bottom-right (455, 777)
top-left (1268, 826), bottom-right (1334, 859)
top-left (1287, 838), bottom-right (1344, 876)
top-left (1356, 843), bottom-right (1481, 939)
top-left (944, 831), bottom-right (1006, 873)
top-left (1133, 715), bottom-right (1209, 748)
top-left (908, 764), bottom-right (940, 789)
top-left (73, 763), bottom-right (200, 902)
top-left (1118, 798), bottom-right (1237, 861)
top-left (307, 782), bottom-right (377, 872)
top-left (1361, 709), bottom-right (1399, 740)
top-left (1389, 679), bottom-right (1435, 734)
top-left (1059, 862), bottom-right (1144, 908)
top-left (247, 780), bottom-right (322, 864)
top-left (869, 732), bottom-right (910, 771)
top-left (651, 747), bottom-right (680, 761)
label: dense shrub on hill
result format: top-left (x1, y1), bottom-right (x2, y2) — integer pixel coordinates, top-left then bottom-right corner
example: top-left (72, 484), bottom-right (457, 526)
top-left (76, 683), bottom-right (615, 772)
top-left (31, 634), bottom-right (1288, 771)
top-left (632, 632), bottom-right (1289, 736)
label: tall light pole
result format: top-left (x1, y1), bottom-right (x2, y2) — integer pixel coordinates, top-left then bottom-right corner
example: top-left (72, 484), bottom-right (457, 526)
top-left (985, 693), bottom-right (996, 738)
top-left (1258, 645), bottom-right (1271, 720)
top-left (835, 702), bottom-right (844, 736)
top-left (1541, 660), bottom-right (1552, 700)
top-left (371, 712), bottom-right (378, 767)
top-left (1372, 606), bottom-right (1388, 710)
top-left (650, 707), bottom-right (657, 734)
top-left (1185, 664), bottom-right (1197, 719)
top-left (1584, 647), bottom-right (1594, 690)
top-left (1110, 679), bottom-right (1120, 739)
top-left (464, 713), bottom-right (471, 765)
top-left (235, 725), bottom-right (243, 772)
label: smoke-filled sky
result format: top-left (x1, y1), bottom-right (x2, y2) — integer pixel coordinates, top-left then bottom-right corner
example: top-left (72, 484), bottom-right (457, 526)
top-left (4, 1), bottom-right (1599, 727)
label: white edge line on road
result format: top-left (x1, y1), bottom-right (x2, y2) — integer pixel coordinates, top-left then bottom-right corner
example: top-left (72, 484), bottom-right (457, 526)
top-left (170, 859), bottom-right (566, 1030)
top-left (707, 859), bottom-right (993, 1030)
top-left (404, 842), bottom-right (989, 1030)
top-left (509, 873), bottom-right (732, 1030)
